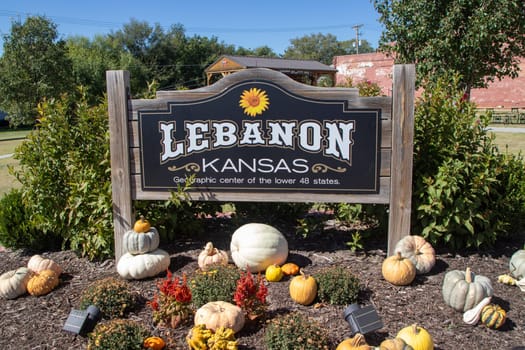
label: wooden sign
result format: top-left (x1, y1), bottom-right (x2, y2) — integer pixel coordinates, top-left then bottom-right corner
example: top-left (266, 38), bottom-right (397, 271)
top-left (138, 81), bottom-right (381, 194)
top-left (107, 66), bottom-right (415, 261)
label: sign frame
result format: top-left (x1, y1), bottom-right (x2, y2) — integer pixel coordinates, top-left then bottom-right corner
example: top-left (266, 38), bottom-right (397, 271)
top-left (107, 67), bottom-right (415, 261)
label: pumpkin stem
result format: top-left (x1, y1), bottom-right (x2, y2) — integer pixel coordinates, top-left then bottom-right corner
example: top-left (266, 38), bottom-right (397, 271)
top-left (139, 215), bottom-right (146, 222)
top-left (204, 242), bottom-right (215, 255)
top-left (396, 251), bottom-right (404, 260)
top-left (465, 267), bottom-right (472, 283)
top-left (351, 333), bottom-right (366, 346)
top-left (412, 323), bottom-right (419, 334)
top-left (299, 268), bottom-right (308, 279)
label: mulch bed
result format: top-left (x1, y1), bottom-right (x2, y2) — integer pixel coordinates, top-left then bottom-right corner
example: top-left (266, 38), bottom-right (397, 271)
top-left (1, 217), bottom-right (525, 350)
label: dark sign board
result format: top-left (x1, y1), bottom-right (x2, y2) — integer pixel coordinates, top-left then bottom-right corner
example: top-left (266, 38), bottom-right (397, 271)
top-left (138, 80), bottom-right (380, 194)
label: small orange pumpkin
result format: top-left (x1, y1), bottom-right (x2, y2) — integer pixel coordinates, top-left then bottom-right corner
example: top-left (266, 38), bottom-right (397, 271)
top-left (143, 336), bottom-right (165, 350)
top-left (336, 333), bottom-right (374, 350)
top-left (382, 252), bottom-right (416, 286)
top-left (133, 215), bottom-right (151, 233)
top-left (289, 269), bottom-right (317, 305)
top-left (27, 269), bottom-right (59, 296)
top-left (281, 262), bottom-right (300, 276)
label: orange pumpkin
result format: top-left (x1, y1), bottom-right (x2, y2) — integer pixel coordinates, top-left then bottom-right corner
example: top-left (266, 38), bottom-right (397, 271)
top-left (336, 333), bottom-right (374, 350)
top-left (133, 215), bottom-right (151, 233)
top-left (289, 269), bottom-right (317, 305)
top-left (27, 269), bottom-right (59, 296)
top-left (382, 252), bottom-right (416, 286)
top-left (281, 262), bottom-right (300, 276)
top-left (143, 336), bottom-right (165, 350)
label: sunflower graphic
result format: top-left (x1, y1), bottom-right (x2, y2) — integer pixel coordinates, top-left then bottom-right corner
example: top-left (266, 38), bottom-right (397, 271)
top-left (239, 88), bottom-right (270, 117)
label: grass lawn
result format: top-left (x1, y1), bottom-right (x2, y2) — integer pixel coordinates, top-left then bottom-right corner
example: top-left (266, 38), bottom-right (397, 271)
top-left (0, 128), bottom-right (523, 196)
top-left (490, 131), bottom-right (525, 155)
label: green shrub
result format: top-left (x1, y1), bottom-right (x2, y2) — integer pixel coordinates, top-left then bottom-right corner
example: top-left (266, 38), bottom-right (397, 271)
top-left (80, 277), bottom-right (137, 319)
top-left (190, 265), bottom-right (241, 309)
top-left (0, 189), bottom-right (61, 250)
top-left (133, 182), bottom-right (221, 243)
top-left (314, 266), bottom-right (360, 305)
top-left (11, 90), bottom-right (113, 259)
top-left (412, 74), bottom-right (525, 249)
top-left (264, 312), bottom-right (330, 350)
top-left (87, 319), bottom-right (150, 350)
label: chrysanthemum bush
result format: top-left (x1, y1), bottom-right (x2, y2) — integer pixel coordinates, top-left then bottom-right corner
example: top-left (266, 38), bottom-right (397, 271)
top-left (87, 319), bottom-right (150, 350)
top-left (314, 266), bottom-right (360, 305)
top-left (264, 312), bottom-right (331, 350)
top-left (190, 265), bottom-right (241, 308)
top-left (149, 270), bottom-right (192, 328)
top-left (80, 277), bottom-right (136, 319)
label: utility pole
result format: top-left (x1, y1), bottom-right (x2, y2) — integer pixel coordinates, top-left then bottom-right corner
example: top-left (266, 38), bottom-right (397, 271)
top-left (352, 24), bottom-right (363, 54)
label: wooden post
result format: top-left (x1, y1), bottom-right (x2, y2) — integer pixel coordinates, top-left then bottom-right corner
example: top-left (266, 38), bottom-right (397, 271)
top-left (388, 64), bottom-right (415, 256)
top-left (107, 70), bottom-right (132, 263)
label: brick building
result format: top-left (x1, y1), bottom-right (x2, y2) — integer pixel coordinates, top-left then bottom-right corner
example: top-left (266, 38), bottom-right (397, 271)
top-left (333, 52), bottom-right (525, 108)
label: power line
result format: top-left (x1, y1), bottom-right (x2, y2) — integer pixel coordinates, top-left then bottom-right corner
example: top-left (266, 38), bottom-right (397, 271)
top-left (0, 9), bottom-right (381, 35)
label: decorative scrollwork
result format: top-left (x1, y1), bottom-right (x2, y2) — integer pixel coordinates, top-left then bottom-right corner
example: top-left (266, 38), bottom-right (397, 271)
top-left (167, 163), bottom-right (200, 172)
top-left (311, 163), bottom-right (347, 173)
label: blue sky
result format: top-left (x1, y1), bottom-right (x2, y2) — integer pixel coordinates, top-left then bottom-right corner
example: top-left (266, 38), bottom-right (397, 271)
top-left (0, 0), bottom-right (383, 55)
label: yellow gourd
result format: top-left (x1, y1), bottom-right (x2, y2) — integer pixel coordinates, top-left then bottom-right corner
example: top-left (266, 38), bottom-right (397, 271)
top-left (265, 264), bottom-right (284, 282)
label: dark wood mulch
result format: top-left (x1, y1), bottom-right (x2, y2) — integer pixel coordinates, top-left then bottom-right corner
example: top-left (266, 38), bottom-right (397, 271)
top-left (1, 217), bottom-right (524, 350)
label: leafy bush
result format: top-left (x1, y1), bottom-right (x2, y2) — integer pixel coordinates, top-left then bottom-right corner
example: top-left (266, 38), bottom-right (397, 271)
top-left (412, 74), bottom-right (525, 249)
top-left (264, 312), bottom-right (330, 350)
top-left (80, 277), bottom-right (137, 319)
top-left (133, 182), bottom-right (221, 242)
top-left (11, 90), bottom-right (113, 259)
top-left (314, 266), bottom-right (360, 305)
top-left (355, 80), bottom-right (382, 96)
top-left (0, 189), bottom-right (61, 250)
top-left (189, 265), bottom-right (241, 309)
top-left (87, 319), bottom-right (150, 350)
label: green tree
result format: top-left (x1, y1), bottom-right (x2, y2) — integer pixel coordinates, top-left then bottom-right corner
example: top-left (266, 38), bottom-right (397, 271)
top-left (0, 16), bottom-right (74, 126)
top-left (108, 20), bottom-right (233, 91)
top-left (374, 0), bottom-right (525, 93)
top-left (283, 33), bottom-right (374, 65)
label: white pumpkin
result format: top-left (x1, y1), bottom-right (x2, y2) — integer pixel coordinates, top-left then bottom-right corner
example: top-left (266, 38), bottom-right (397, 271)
top-left (194, 301), bottom-right (245, 333)
top-left (230, 223), bottom-right (288, 272)
top-left (123, 227), bottom-right (160, 255)
top-left (117, 248), bottom-right (170, 280)
top-left (0, 267), bottom-right (32, 299)
top-left (198, 242), bottom-right (229, 271)
top-left (509, 249), bottom-right (525, 279)
top-left (27, 254), bottom-right (63, 276)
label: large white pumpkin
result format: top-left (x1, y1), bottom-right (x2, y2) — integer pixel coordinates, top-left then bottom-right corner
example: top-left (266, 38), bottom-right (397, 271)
top-left (117, 249), bottom-right (170, 280)
top-left (122, 227), bottom-right (160, 255)
top-left (230, 223), bottom-right (288, 272)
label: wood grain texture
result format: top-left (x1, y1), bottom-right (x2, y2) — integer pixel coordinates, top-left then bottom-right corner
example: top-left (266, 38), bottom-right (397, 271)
top-left (387, 64), bottom-right (415, 256)
top-left (107, 70), bottom-right (132, 262)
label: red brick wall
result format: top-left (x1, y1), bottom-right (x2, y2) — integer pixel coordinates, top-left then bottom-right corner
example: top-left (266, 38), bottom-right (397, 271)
top-left (333, 53), bottom-right (525, 108)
